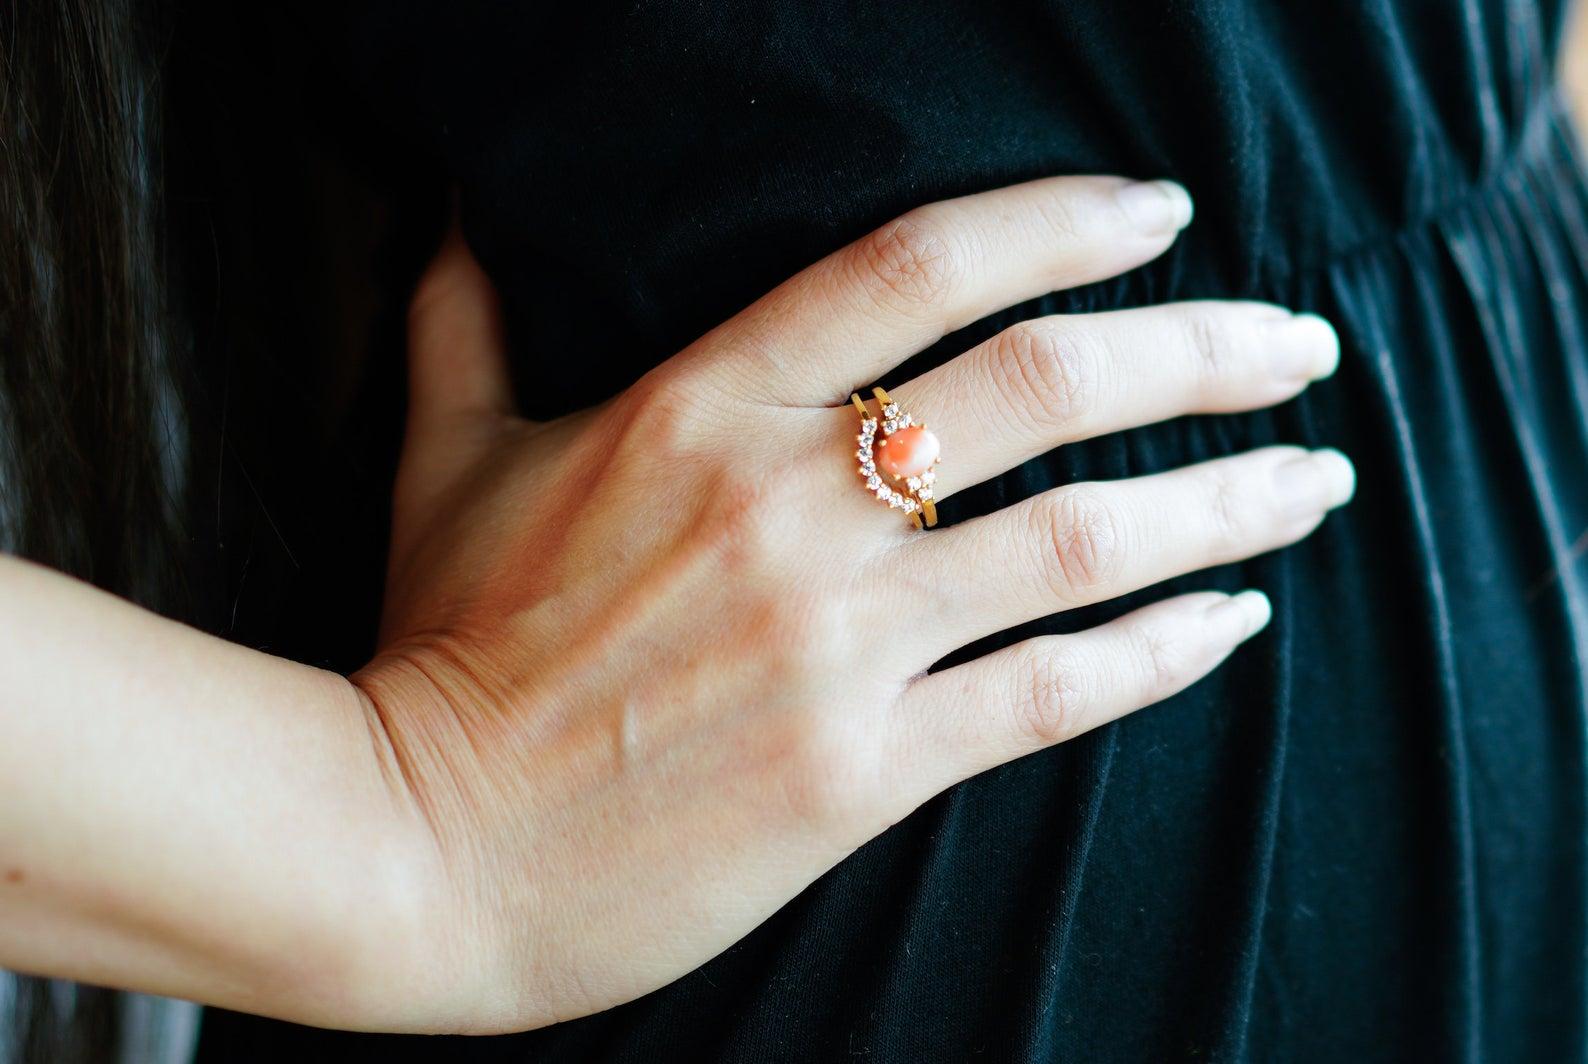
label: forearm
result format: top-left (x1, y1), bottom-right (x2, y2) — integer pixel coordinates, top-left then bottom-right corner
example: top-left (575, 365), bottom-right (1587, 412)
top-left (0, 553), bottom-right (440, 1028)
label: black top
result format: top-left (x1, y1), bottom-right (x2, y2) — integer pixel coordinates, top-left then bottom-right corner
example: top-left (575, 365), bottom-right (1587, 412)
top-left (200, 2), bottom-right (1588, 1060)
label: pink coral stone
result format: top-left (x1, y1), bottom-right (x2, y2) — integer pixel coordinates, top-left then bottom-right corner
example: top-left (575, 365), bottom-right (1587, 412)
top-left (875, 424), bottom-right (940, 479)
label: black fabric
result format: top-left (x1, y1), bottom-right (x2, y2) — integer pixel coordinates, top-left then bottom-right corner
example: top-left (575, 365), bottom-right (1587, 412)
top-left (199, 2), bottom-right (1588, 1060)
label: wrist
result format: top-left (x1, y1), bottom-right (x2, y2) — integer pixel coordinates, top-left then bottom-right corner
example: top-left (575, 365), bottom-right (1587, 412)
top-left (340, 662), bottom-right (535, 1034)
top-left (310, 674), bottom-right (464, 1032)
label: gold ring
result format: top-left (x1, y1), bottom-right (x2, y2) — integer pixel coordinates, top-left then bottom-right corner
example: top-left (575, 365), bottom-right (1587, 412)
top-left (849, 386), bottom-right (940, 529)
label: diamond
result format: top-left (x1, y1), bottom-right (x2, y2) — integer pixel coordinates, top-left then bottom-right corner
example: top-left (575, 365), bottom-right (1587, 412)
top-left (882, 419), bottom-right (898, 433)
top-left (861, 418), bottom-right (877, 432)
top-left (921, 470), bottom-right (935, 485)
top-left (918, 487), bottom-right (934, 501)
top-left (883, 403), bottom-right (899, 418)
top-left (906, 476), bottom-right (921, 490)
top-left (866, 474), bottom-right (881, 489)
top-left (899, 414), bottom-right (914, 427)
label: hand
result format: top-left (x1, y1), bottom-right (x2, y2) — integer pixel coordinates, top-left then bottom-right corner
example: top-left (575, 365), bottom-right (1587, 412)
top-left (352, 175), bottom-right (1351, 1032)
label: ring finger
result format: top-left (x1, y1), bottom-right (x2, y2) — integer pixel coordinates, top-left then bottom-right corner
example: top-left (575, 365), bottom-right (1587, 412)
top-left (885, 300), bottom-right (1340, 499)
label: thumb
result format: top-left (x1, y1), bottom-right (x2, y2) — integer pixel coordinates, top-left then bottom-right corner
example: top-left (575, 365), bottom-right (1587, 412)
top-left (406, 221), bottom-right (518, 431)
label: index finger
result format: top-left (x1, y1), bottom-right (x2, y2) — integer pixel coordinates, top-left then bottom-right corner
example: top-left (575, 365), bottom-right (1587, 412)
top-left (690, 175), bottom-right (1193, 406)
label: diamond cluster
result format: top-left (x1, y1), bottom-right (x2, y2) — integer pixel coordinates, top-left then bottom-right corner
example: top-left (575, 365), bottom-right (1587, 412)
top-left (856, 398), bottom-right (941, 519)
top-left (856, 417), bottom-right (921, 514)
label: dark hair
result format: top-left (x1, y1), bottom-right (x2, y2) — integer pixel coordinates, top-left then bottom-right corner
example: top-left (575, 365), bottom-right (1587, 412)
top-left (1, 0), bottom-right (185, 1059)
top-left (0, 0), bottom-right (188, 601)
top-left (1, 0), bottom-right (439, 1054)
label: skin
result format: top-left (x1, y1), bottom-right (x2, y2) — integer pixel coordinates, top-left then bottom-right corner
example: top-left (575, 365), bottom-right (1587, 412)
top-left (0, 175), bottom-right (1351, 1033)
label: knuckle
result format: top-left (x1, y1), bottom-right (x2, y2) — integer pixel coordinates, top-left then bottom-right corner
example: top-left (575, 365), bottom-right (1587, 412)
top-left (696, 467), bottom-right (785, 571)
top-left (1034, 487), bottom-right (1124, 600)
top-left (614, 368), bottom-right (719, 460)
top-left (773, 707), bottom-right (878, 828)
top-left (1017, 645), bottom-right (1089, 746)
top-left (1201, 465), bottom-right (1253, 552)
top-left (1129, 618), bottom-right (1200, 700)
top-left (1180, 308), bottom-right (1229, 392)
top-left (729, 596), bottom-right (876, 828)
top-left (990, 322), bottom-right (1095, 428)
top-left (770, 590), bottom-right (853, 670)
top-left (741, 587), bottom-right (857, 699)
top-left (1031, 190), bottom-right (1089, 245)
top-left (751, 596), bottom-right (890, 830)
top-left (849, 212), bottom-right (961, 311)
top-left (775, 753), bottom-right (847, 827)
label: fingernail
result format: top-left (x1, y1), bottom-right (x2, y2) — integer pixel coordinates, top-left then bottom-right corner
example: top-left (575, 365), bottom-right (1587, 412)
top-left (1272, 448), bottom-right (1356, 518)
top-left (1267, 313), bottom-right (1341, 381)
top-left (1117, 179), bottom-right (1194, 235)
top-left (1206, 588), bottom-right (1273, 640)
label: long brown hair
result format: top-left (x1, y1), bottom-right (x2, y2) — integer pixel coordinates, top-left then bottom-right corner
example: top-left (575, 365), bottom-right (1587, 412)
top-left (1, 0), bottom-right (186, 1058)
top-left (0, 0), bottom-right (188, 610)
top-left (0, 0), bottom-right (437, 1054)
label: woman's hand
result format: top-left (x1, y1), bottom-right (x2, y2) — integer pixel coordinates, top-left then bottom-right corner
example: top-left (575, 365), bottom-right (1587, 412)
top-left (353, 174), bottom-right (1351, 1032)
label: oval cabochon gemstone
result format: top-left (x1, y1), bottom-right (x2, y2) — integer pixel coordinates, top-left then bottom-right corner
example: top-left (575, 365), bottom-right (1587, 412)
top-left (875, 424), bottom-right (940, 479)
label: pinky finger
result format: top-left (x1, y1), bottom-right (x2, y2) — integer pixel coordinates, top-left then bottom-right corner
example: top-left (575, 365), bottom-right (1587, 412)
top-left (889, 590), bottom-right (1272, 801)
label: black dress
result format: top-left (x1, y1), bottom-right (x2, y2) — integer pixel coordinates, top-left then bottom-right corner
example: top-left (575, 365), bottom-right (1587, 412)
top-left (199, 2), bottom-right (1588, 1060)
